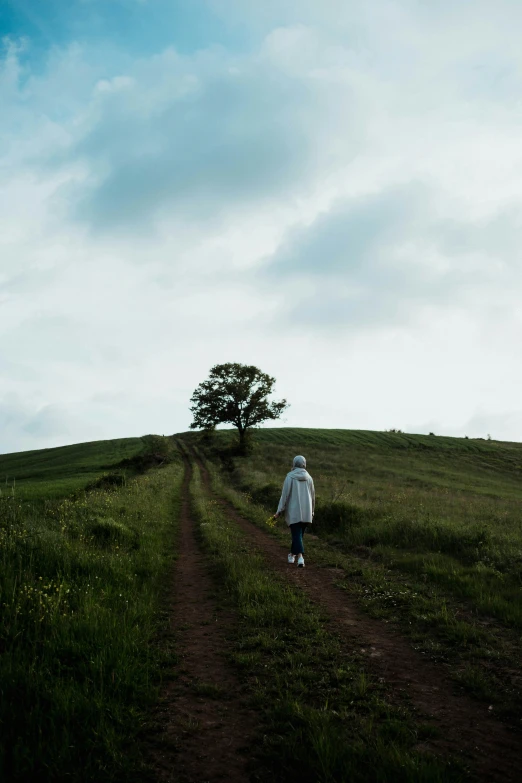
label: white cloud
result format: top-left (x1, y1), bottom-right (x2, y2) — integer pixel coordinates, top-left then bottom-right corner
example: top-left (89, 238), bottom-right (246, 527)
top-left (2, 3), bottom-right (522, 451)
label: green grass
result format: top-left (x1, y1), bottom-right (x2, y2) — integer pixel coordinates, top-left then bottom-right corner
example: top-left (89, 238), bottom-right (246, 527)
top-left (186, 428), bottom-right (522, 720)
top-left (2, 425), bottom-right (520, 779)
top-left (0, 438), bottom-right (145, 500)
top-left (0, 456), bottom-right (183, 782)
top-left (189, 461), bottom-right (464, 782)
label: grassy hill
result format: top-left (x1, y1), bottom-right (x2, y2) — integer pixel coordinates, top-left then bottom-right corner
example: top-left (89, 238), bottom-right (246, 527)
top-left (2, 427), bottom-right (522, 779)
top-left (0, 438), bottom-right (144, 499)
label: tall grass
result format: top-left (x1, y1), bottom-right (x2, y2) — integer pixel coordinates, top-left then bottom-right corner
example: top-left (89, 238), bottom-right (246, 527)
top-left (0, 459), bottom-right (183, 782)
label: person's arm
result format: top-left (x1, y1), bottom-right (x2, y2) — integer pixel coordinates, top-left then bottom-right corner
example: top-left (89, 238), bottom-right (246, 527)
top-left (275, 476), bottom-right (291, 517)
top-left (310, 478), bottom-right (315, 517)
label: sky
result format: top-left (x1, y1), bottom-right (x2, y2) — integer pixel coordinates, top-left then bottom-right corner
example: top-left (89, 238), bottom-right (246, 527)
top-left (2, 0), bottom-right (522, 453)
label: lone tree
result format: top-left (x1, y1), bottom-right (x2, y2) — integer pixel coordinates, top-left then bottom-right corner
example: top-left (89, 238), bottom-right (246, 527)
top-left (190, 363), bottom-right (288, 454)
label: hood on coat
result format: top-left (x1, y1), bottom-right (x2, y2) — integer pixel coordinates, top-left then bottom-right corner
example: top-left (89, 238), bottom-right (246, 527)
top-left (288, 467), bottom-right (311, 481)
top-left (289, 455), bottom-right (309, 480)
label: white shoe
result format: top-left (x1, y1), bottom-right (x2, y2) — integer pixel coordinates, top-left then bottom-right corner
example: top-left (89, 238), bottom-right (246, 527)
top-left (288, 553), bottom-right (295, 564)
top-left (297, 555), bottom-right (305, 568)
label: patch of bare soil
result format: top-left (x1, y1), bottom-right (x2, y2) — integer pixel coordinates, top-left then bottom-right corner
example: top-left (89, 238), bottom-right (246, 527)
top-left (146, 463), bottom-right (258, 783)
top-left (196, 458), bottom-right (522, 783)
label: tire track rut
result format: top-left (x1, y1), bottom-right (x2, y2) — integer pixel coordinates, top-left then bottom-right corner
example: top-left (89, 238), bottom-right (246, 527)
top-left (147, 460), bottom-right (257, 783)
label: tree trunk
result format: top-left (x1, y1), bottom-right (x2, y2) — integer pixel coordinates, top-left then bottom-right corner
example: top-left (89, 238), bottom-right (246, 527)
top-left (238, 427), bottom-right (247, 455)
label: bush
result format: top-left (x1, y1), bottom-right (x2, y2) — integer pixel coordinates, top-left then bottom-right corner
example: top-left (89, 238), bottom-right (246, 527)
top-left (119, 434), bottom-right (174, 473)
top-left (250, 482), bottom-right (281, 510)
top-left (141, 434), bottom-right (172, 458)
top-left (84, 472), bottom-right (126, 492)
top-left (86, 516), bottom-right (138, 549)
top-left (314, 500), bottom-right (372, 536)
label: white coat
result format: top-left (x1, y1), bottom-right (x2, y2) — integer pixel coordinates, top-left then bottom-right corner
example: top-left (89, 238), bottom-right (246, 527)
top-left (277, 463), bottom-right (315, 526)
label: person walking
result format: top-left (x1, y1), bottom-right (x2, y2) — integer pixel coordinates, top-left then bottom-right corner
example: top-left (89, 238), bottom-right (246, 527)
top-left (274, 455), bottom-right (315, 568)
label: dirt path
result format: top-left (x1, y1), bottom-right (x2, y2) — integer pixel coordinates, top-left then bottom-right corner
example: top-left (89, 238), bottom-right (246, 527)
top-left (194, 455), bottom-right (522, 783)
top-left (146, 461), bottom-right (257, 783)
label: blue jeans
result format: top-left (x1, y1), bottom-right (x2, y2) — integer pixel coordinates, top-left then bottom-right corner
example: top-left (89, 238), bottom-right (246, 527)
top-left (290, 522), bottom-right (307, 555)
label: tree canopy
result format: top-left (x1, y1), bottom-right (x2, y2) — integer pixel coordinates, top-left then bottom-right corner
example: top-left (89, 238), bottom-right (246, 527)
top-left (190, 363), bottom-right (288, 452)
